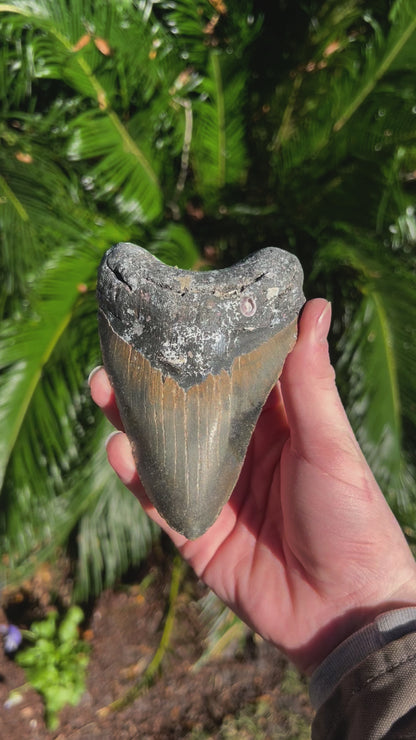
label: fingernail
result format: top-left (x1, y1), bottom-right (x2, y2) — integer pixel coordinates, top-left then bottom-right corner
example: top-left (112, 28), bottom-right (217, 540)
top-left (87, 365), bottom-right (103, 387)
top-left (315, 302), bottom-right (332, 344)
top-left (105, 430), bottom-right (121, 448)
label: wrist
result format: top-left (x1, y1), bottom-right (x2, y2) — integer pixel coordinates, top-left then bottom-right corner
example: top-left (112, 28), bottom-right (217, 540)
top-left (309, 605), bottom-right (416, 708)
top-left (300, 590), bottom-right (416, 676)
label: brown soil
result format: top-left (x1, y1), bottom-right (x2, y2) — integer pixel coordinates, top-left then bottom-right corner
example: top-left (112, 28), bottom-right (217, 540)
top-left (0, 546), bottom-right (313, 739)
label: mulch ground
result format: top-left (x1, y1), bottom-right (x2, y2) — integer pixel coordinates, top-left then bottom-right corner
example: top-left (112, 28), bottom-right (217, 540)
top-left (0, 546), bottom-right (313, 739)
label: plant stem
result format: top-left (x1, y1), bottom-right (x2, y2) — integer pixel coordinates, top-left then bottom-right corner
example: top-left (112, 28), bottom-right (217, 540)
top-left (211, 51), bottom-right (226, 188)
top-left (98, 555), bottom-right (185, 715)
top-left (271, 73), bottom-right (303, 152)
top-left (0, 175), bottom-right (29, 221)
top-left (174, 98), bottom-right (193, 198)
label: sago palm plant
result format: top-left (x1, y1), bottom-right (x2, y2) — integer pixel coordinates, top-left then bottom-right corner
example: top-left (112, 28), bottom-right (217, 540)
top-left (0, 0), bottom-right (415, 602)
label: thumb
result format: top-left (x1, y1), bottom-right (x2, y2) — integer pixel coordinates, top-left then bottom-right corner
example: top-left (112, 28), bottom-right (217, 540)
top-left (281, 299), bottom-right (362, 469)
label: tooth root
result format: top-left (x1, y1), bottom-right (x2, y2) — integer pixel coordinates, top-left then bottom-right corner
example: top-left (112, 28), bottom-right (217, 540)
top-left (98, 311), bottom-right (298, 538)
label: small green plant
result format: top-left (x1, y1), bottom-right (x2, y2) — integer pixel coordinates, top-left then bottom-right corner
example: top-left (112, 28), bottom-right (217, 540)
top-left (14, 606), bottom-right (90, 730)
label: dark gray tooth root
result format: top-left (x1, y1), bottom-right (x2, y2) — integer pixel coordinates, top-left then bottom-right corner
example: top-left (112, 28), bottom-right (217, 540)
top-left (97, 243), bottom-right (305, 539)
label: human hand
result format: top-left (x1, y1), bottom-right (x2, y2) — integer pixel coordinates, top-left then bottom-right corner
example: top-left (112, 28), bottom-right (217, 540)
top-left (89, 298), bottom-right (416, 673)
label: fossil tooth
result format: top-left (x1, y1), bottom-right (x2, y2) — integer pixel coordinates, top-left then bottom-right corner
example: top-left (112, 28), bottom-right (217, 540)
top-left (97, 243), bottom-right (305, 539)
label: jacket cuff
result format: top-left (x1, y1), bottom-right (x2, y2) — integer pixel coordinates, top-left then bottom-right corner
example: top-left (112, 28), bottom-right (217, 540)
top-left (309, 606), bottom-right (416, 709)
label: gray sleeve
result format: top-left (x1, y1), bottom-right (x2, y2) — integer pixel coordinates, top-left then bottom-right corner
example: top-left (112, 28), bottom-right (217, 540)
top-left (310, 606), bottom-right (416, 709)
top-left (309, 607), bottom-right (416, 740)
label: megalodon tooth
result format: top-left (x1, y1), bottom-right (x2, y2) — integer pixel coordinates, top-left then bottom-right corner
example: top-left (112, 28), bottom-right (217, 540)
top-left (97, 243), bottom-right (305, 539)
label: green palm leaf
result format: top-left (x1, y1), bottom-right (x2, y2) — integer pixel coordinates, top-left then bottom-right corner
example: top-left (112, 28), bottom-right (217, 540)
top-left (333, 0), bottom-right (416, 133)
top-left (0, 243), bottom-right (99, 487)
top-left (67, 110), bottom-right (162, 223)
top-left (340, 294), bottom-right (403, 487)
top-left (272, 0), bottom-right (416, 175)
top-left (316, 236), bottom-right (416, 519)
top-left (147, 223), bottom-right (200, 269)
top-left (192, 50), bottom-right (248, 201)
top-left (193, 590), bottom-right (248, 670)
top-left (0, 173), bottom-right (38, 314)
top-left (72, 417), bottom-right (159, 601)
top-left (1, 0), bottom-right (166, 224)
top-left (158, 0), bottom-right (211, 69)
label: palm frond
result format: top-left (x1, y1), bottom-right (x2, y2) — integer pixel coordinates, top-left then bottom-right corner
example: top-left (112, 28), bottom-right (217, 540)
top-left (0, 174), bottom-right (38, 316)
top-left (333, 0), bottom-right (416, 133)
top-left (67, 109), bottom-right (163, 223)
top-left (0, 14), bottom-right (37, 109)
top-left (72, 416), bottom-right (159, 601)
top-left (316, 235), bottom-right (416, 520)
top-left (0, 290), bottom-right (99, 578)
top-left (147, 223), bottom-right (200, 268)
top-left (158, 0), bottom-right (211, 69)
top-left (0, 242), bottom-right (99, 489)
top-left (26, 1), bottom-right (174, 109)
top-left (192, 50), bottom-right (247, 201)
top-left (271, 0), bottom-right (416, 176)
top-left (0, 153), bottom-right (93, 305)
top-left (1, 1), bottom-right (172, 224)
top-left (192, 590), bottom-right (248, 670)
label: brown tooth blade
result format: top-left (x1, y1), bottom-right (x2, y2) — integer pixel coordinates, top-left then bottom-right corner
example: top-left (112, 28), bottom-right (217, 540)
top-left (97, 243), bottom-right (305, 538)
top-left (98, 311), bottom-right (299, 539)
